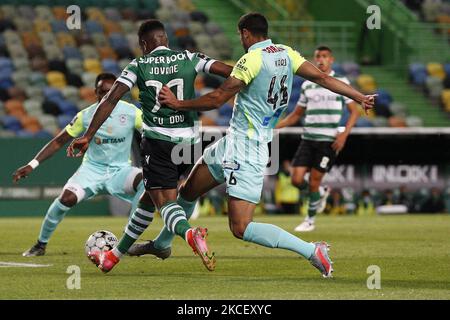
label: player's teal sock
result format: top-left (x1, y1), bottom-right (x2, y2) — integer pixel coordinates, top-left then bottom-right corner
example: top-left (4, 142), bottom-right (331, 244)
top-left (308, 191), bottom-right (320, 219)
top-left (154, 195), bottom-right (197, 249)
top-left (115, 202), bottom-right (155, 256)
top-left (38, 198), bottom-right (71, 243)
top-left (160, 201), bottom-right (191, 241)
top-left (243, 222), bottom-right (315, 259)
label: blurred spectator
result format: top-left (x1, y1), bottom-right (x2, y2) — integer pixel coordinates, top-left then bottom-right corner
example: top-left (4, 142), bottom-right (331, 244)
top-left (381, 189), bottom-right (395, 205)
top-left (421, 188), bottom-right (446, 213)
top-left (275, 160), bottom-right (300, 214)
top-left (325, 189), bottom-right (346, 215)
top-left (397, 185), bottom-right (413, 211)
top-left (356, 190), bottom-right (376, 215)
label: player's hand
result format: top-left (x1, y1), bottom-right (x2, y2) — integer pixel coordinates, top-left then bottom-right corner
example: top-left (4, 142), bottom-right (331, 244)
top-left (12, 165), bottom-right (33, 183)
top-left (67, 136), bottom-right (90, 158)
top-left (159, 86), bottom-right (181, 109)
top-left (332, 133), bottom-right (348, 152)
top-left (361, 94), bottom-right (377, 115)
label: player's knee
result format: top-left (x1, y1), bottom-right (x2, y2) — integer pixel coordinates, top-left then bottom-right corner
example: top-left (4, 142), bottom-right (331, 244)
top-left (178, 182), bottom-right (196, 202)
top-left (229, 221), bottom-right (248, 239)
top-left (291, 175), bottom-right (304, 187)
top-left (59, 192), bottom-right (77, 207)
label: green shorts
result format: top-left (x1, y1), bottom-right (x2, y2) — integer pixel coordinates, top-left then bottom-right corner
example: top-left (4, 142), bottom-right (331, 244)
top-left (63, 162), bottom-right (141, 203)
top-left (203, 134), bottom-right (268, 204)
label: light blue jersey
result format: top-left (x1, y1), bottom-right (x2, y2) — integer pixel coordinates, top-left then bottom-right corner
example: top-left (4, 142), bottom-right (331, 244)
top-left (229, 39), bottom-right (306, 142)
top-left (204, 40), bottom-right (306, 203)
top-left (66, 100), bottom-right (143, 168)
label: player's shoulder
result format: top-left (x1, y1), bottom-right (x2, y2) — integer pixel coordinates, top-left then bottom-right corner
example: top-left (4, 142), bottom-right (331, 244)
top-left (333, 73), bottom-right (350, 84)
top-left (116, 100), bottom-right (140, 114)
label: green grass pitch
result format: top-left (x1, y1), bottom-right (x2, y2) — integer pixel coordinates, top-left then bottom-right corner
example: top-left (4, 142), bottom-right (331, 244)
top-left (1, 214), bottom-right (449, 299)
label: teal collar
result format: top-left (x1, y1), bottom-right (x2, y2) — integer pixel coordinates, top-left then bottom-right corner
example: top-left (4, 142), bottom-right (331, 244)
top-left (248, 39), bottom-right (273, 51)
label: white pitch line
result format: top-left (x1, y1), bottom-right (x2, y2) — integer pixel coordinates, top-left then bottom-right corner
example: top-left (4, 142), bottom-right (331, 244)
top-left (0, 261), bottom-right (53, 268)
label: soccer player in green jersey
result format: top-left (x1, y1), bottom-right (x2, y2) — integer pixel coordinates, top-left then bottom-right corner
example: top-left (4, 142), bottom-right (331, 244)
top-left (68, 20), bottom-right (232, 272)
top-left (13, 73), bottom-right (145, 257)
top-left (276, 46), bottom-right (361, 232)
top-left (159, 13), bottom-right (375, 277)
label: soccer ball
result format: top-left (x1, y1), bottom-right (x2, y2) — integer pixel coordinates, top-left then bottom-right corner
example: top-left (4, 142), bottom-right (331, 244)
top-left (85, 230), bottom-right (118, 256)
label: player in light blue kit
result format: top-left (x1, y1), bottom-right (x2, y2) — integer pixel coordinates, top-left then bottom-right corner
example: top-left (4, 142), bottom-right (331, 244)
top-left (159, 13), bottom-right (375, 277)
top-left (14, 73), bottom-right (147, 257)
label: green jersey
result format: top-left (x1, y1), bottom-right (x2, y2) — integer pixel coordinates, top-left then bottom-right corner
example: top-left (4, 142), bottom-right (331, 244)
top-left (117, 46), bottom-right (216, 144)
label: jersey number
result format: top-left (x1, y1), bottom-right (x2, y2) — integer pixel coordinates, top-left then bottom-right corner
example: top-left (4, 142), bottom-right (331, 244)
top-left (145, 78), bottom-right (184, 113)
top-left (267, 75), bottom-right (288, 110)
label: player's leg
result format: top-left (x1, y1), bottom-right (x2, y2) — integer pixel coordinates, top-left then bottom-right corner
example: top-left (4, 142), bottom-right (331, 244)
top-left (152, 157), bottom-right (220, 250)
top-left (228, 196), bottom-right (333, 277)
top-left (23, 189), bottom-right (80, 257)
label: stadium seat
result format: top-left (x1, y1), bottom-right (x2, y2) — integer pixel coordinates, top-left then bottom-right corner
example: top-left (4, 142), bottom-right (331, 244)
top-left (102, 59), bottom-right (120, 75)
top-left (20, 115), bottom-right (41, 133)
top-left (57, 113), bottom-right (74, 128)
top-left (83, 58), bottom-right (102, 74)
top-left (62, 86), bottom-right (80, 104)
top-left (66, 58), bottom-right (83, 75)
top-left (97, 46), bottom-right (117, 60)
top-left (63, 46), bottom-right (83, 60)
top-left (85, 20), bottom-right (104, 34)
top-left (46, 71), bottom-right (67, 89)
top-left (35, 5), bottom-right (54, 21)
top-left (105, 8), bottom-right (122, 21)
top-left (80, 45), bottom-right (99, 59)
top-left (356, 74), bottom-right (376, 93)
top-left (427, 62), bottom-right (446, 80)
top-left (4, 99), bottom-right (25, 115)
top-left (1, 115), bottom-right (22, 131)
top-left (52, 6), bottom-right (67, 20)
top-left (51, 20), bottom-right (69, 33)
top-left (103, 21), bottom-right (122, 35)
top-left (425, 76), bottom-right (444, 98)
top-left (79, 86), bottom-right (97, 103)
top-left (57, 32), bottom-right (76, 48)
top-left (34, 19), bottom-right (52, 33)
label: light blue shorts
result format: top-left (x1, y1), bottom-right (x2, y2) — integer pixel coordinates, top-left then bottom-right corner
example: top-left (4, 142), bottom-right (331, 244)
top-left (63, 162), bottom-right (141, 203)
top-left (203, 134), bottom-right (269, 204)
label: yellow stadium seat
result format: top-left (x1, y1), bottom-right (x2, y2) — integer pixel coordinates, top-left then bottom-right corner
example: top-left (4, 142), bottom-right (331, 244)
top-left (427, 62), bottom-right (446, 80)
top-left (46, 71), bottom-right (67, 89)
top-left (34, 19), bottom-right (52, 33)
top-left (356, 74), bottom-right (377, 94)
top-left (57, 32), bottom-right (76, 48)
top-left (83, 58), bottom-right (102, 74)
top-left (441, 89), bottom-right (450, 104)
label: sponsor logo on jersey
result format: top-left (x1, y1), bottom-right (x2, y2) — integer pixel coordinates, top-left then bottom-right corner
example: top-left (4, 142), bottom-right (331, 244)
top-left (94, 137), bottom-right (126, 145)
top-left (235, 58), bottom-right (247, 72)
top-left (263, 45), bottom-right (285, 53)
top-left (119, 114), bottom-right (127, 125)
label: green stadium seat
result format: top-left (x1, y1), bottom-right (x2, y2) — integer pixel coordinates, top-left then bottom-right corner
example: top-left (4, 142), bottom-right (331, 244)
top-left (62, 86), bottom-right (80, 104)
top-left (81, 72), bottom-right (97, 88)
top-left (91, 33), bottom-right (108, 47)
top-left (66, 58), bottom-right (83, 75)
top-left (35, 5), bottom-right (54, 21)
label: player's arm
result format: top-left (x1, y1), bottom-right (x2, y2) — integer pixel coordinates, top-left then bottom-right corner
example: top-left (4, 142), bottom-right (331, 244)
top-left (12, 130), bottom-right (74, 182)
top-left (159, 76), bottom-right (245, 111)
top-left (296, 61), bottom-right (375, 112)
top-left (208, 61), bottom-right (233, 78)
top-left (276, 105), bottom-right (306, 129)
top-left (332, 101), bottom-right (360, 152)
top-left (67, 82), bottom-right (129, 157)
